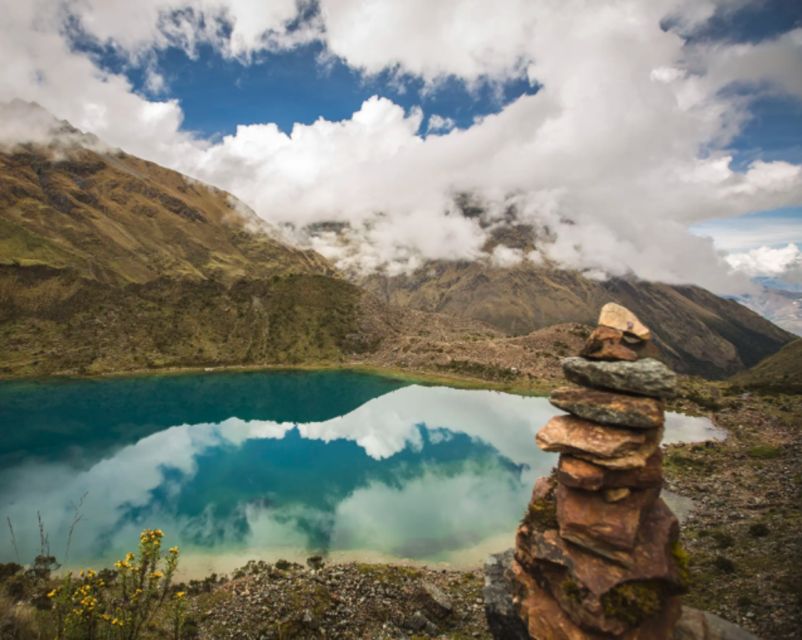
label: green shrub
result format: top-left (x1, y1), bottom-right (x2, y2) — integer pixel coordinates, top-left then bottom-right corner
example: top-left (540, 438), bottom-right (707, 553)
top-left (49, 529), bottom-right (185, 640)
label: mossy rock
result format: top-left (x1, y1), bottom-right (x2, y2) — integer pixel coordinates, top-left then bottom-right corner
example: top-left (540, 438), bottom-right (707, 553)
top-left (601, 580), bottom-right (666, 626)
top-left (671, 541), bottom-right (691, 588)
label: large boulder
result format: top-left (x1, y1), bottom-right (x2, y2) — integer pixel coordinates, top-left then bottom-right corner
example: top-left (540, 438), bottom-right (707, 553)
top-left (675, 608), bottom-right (761, 640)
top-left (512, 558), bottom-right (682, 640)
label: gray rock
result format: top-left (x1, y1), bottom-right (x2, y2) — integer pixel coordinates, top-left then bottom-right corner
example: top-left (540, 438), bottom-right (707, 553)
top-left (417, 581), bottom-right (453, 619)
top-left (482, 550), bottom-right (529, 640)
top-left (405, 610), bottom-right (428, 632)
top-left (675, 607), bottom-right (761, 640)
top-left (562, 356), bottom-right (677, 398)
top-left (549, 385), bottom-right (664, 429)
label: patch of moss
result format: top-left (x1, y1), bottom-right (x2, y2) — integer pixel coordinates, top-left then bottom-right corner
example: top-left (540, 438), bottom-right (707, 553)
top-left (671, 541), bottom-right (691, 587)
top-left (601, 581), bottom-right (664, 626)
top-left (523, 496), bottom-right (558, 532)
top-left (747, 444), bottom-right (782, 460)
top-left (561, 577), bottom-right (585, 604)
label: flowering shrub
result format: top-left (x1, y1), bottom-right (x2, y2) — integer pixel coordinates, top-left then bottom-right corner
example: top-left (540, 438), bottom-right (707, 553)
top-left (49, 529), bottom-right (185, 640)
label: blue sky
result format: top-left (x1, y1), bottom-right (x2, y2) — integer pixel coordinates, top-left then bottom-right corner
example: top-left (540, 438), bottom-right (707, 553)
top-left (691, 208), bottom-right (802, 251)
top-left (77, 0), bottom-right (801, 154)
top-left (5, 0), bottom-right (802, 292)
top-left (80, 40), bottom-right (540, 139)
top-left (83, 0), bottom-right (802, 259)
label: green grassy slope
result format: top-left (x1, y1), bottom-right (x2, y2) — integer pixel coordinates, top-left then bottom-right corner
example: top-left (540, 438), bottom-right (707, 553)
top-left (730, 339), bottom-right (802, 393)
top-left (0, 144), bottom-right (369, 377)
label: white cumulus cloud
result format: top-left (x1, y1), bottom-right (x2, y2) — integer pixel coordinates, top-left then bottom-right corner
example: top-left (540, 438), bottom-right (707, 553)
top-left (0, 0), bottom-right (801, 294)
top-left (726, 243), bottom-right (802, 284)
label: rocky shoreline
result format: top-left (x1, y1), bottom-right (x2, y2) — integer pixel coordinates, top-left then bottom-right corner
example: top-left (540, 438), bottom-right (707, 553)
top-left (1, 369), bottom-right (799, 639)
top-left (163, 382), bottom-right (799, 639)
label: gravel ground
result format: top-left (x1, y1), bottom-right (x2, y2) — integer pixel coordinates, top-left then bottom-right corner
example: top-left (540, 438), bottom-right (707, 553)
top-left (665, 384), bottom-right (802, 639)
top-left (184, 560), bottom-right (490, 639)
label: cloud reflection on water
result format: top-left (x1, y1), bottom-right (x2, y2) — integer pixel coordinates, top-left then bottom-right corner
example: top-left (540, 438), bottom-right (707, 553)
top-left (0, 383), bottom-right (724, 574)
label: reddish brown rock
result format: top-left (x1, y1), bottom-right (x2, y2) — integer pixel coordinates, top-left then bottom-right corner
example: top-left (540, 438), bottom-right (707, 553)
top-left (550, 385), bottom-right (665, 429)
top-left (537, 415), bottom-right (647, 459)
top-left (581, 325), bottom-right (639, 361)
top-left (512, 559), bottom-right (682, 640)
top-left (604, 451), bottom-right (663, 488)
top-left (573, 429), bottom-right (663, 470)
top-left (515, 500), bottom-right (686, 634)
top-left (519, 475), bottom-right (559, 535)
top-left (557, 457), bottom-right (607, 491)
top-left (556, 484), bottom-right (661, 563)
top-left (518, 500), bottom-right (684, 597)
top-left (537, 416), bottom-right (662, 469)
top-left (556, 453), bottom-right (664, 491)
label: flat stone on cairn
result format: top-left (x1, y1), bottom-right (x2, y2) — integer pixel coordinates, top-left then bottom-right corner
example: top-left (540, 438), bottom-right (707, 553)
top-left (510, 303), bottom-right (688, 639)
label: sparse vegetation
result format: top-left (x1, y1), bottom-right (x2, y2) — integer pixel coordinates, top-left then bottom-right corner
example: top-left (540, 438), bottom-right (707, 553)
top-left (746, 444), bottom-right (782, 460)
top-left (0, 530), bottom-right (185, 640)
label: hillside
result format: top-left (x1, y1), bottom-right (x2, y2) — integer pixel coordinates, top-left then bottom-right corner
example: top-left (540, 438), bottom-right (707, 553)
top-left (0, 113), bottom-right (378, 377)
top-left (0, 104), bottom-right (793, 381)
top-left (360, 260), bottom-right (794, 378)
top-left (730, 339), bottom-right (802, 393)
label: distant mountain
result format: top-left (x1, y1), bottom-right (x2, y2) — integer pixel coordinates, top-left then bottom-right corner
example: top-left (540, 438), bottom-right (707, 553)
top-left (0, 103), bottom-right (794, 381)
top-left (734, 287), bottom-right (802, 337)
top-left (730, 339), bottom-right (802, 393)
top-left (360, 260), bottom-right (795, 379)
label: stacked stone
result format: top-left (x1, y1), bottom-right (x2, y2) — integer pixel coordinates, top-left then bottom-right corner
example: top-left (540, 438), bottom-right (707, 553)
top-left (512, 303), bottom-right (688, 639)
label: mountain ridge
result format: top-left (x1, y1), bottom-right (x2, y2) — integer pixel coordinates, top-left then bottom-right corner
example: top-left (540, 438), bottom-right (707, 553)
top-left (0, 104), bottom-right (794, 380)
top-left (359, 260), bottom-right (794, 378)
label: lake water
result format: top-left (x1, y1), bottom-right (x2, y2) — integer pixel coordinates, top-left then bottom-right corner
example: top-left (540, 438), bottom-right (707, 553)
top-left (0, 370), bottom-right (724, 577)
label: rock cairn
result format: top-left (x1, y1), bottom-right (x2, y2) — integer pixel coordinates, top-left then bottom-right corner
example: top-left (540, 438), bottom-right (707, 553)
top-left (512, 303), bottom-right (689, 639)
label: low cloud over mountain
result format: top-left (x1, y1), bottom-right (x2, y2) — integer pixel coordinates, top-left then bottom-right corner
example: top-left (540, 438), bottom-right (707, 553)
top-left (1, 1), bottom-right (800, 293)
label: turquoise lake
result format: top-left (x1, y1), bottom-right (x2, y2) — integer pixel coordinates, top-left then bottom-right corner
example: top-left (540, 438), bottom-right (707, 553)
top-left (0, 371), bottom-right (724, 577)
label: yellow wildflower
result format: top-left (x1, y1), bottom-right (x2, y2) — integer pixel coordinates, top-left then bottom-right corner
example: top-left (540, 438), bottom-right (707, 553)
top-left (47, 589), bottom-right (58, 599)
top-left (175, 591), bottom-right (186, 599)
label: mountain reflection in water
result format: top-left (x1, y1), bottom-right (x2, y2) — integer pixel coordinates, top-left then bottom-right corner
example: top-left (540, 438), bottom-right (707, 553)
top-left (0, 371), bottom-right (724, 576)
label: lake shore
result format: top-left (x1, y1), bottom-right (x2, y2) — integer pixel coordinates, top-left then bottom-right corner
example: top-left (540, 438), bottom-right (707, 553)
top-left (0, 358), bottom-right (555, 396)
top-left (176, 385), bottom-right (801, 639)
top-left (1, 369), bottom-right (799, 638)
